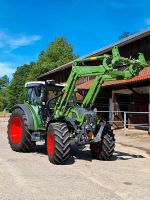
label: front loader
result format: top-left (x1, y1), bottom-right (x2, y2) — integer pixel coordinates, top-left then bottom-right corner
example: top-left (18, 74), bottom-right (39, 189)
top-left (7, 46), bottom-right (147, 164)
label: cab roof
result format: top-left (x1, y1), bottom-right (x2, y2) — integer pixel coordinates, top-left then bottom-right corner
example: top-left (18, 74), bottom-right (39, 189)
top-left (25, 81), bottom-right (65, 88)
top-left (25, 81), bottom-right (45, 88)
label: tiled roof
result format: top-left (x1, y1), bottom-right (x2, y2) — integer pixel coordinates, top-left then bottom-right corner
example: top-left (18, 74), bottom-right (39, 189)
top-left (77, 66), bottom-right (150, 89)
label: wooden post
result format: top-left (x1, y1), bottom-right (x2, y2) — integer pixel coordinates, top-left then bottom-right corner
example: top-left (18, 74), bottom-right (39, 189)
top-left (112, 91), bottom-right (115, 128)
top-left (148, 90), bottom-right (150, 133)
top-left (109, 98), bottom-right (113, 125)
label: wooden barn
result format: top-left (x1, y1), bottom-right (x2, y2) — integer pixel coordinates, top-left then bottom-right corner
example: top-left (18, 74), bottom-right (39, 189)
top-left (38, 29), bottom-right (150, 130)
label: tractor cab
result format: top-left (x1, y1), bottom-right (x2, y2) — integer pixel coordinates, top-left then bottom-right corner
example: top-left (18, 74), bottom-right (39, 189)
top-left (25, 81), bottom-right (45, 106)
top-left (25, 80), bottom-right (64, 126)
top-left (25, 80), bottom-right (64, 106)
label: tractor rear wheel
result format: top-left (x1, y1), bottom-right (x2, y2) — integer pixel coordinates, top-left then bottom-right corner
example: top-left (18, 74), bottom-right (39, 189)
top-left (90, 125), bottom-right (115, 160)
top-left (7, 108), bottom-right (35, 152)
top-left (47, 122), bottom-right (70, 164)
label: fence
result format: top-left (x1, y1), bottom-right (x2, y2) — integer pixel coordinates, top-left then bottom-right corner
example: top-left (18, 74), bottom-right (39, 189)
top-left (97, 111), bottom-right (150, 135)
top-left (0, 110), bottom-right (150, 135)
top-left (0, 112), bottom-right (10, 118)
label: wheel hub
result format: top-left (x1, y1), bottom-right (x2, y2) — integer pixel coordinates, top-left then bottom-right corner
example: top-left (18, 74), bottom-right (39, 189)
top-left (10, 117), bottom-right (23, 144)
top-left (47, 133), bottom-right (54, 156)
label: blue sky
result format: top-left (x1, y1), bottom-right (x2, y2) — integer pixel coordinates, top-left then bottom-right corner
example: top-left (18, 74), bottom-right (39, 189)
top-left (0, 0), bottom-right (150, 79)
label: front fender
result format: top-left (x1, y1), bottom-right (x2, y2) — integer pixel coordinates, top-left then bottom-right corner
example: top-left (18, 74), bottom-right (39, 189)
top-left (11, 104), bottom-right (34, 130)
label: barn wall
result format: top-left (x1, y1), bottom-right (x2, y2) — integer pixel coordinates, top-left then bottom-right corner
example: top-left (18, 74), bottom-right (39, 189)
top-left (112, 86), bottom-right (150, 130)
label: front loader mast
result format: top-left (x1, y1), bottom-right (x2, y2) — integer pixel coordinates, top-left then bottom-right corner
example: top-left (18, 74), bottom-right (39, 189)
top-left (54, 46), bottom-right (147, 119)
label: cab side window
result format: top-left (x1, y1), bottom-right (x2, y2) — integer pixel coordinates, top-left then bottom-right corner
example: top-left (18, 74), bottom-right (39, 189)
top-left (26, 88), bottom-right (32, 103)
top-left (26, 87), bottom-right (42, 106)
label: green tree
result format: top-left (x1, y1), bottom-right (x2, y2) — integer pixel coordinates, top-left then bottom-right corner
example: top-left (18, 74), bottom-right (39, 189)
top-left (27, 37), bottom-right (78, 80)
top-left (0, 37), bottom-right (77, 110)
top-left (0, 75), bottom-right (9, 110)
top-left (7, 64), bottom-right (32, 109)
top-left (0, 75), bottom-right (9, 91)
top-left (0, 87), bottom-right (9, 111)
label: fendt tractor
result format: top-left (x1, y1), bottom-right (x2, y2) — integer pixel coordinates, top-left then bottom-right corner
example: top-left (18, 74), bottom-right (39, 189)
top-left (7, 46), bottom-right (147, 164)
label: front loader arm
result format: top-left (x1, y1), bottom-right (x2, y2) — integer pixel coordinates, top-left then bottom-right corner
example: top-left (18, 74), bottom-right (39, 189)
top-left (81, 46), bottom-right (147, 108)
top-left (54, 46), bottom-right (147, 118)
top-left (82, 48), bottom-right (147, 108)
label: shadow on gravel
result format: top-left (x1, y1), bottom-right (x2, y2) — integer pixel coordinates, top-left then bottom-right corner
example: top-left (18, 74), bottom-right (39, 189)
top-left (110, 151), bottom-right (145, 161)
top-left (33, 143), bottom-right (92, 164)
top-left (33, 144), bottom-right (75, 165)
top-left (34, 144), bottom-right (47, 155)
top-left (70, 147), bottom-right (145, 162)
top-left (32, 144), bottom-right (145, 165)
top-left (70, 144), bottom-right (92, 162)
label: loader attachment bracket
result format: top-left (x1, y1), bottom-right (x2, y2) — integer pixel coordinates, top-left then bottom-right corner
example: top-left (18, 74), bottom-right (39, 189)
top-left (92, 122), bottom-right (106, 143)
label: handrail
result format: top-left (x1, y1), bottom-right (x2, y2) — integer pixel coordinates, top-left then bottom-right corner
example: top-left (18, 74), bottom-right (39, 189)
top-left (96, 110), bottom-right (150, 135)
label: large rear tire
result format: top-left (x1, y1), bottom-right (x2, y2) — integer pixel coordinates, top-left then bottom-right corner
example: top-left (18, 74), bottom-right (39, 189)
top-left (47, 122), bottom-right (70, 164)
top-left (90, 125), bottom-right (115, 160)
top-left (7, 108), bottom-right (35, 152)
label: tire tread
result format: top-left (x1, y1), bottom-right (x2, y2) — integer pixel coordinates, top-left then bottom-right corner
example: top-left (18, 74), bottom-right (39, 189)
top-left (47, 122), bottom-right (70, 164)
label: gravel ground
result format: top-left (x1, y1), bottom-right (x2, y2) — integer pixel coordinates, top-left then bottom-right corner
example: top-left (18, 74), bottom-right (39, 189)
top-left (0, 119), bottom-right (150, 200)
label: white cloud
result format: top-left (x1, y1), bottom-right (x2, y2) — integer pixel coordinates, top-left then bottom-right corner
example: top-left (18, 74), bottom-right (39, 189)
top-left (0, 62), bottom-right (15, 78)
top-left (145, 18), bottom-right (150, 26)
top-left (0, 31), bottom-right (41, 52)
top-left (8, 35), bottom-right (41, 49)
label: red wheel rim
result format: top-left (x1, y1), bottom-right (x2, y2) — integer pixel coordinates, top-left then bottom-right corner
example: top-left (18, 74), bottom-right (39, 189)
top-left (10, 117), bottom-right (23, 144)
top-left (47, 133), bottom-right (54, 156)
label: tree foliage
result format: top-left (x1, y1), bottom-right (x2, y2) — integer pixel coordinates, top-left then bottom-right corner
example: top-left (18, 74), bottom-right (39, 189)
top-left (0, 87), bottom-right (9, 111)
top-left (27, 37), bottom-right (77, 81)
top-left (0, 75), bottom-right (9, 91)
top-left (0, 75), bottom-right (9, 111)
top-left (7, 64), bottom-right (32, 109)
top-left (0, 37), bottom-right (78, 111)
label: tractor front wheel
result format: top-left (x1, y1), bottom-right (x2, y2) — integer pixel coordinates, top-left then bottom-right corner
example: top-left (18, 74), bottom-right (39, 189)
top-left (47, 122), bottom-right (70, 164)
top-left (90, 125), bottom-right (115, 160)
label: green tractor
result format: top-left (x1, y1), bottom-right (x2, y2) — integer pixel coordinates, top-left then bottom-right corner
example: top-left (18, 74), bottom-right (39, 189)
top-left (7, 47), bottom-right (147, 164)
